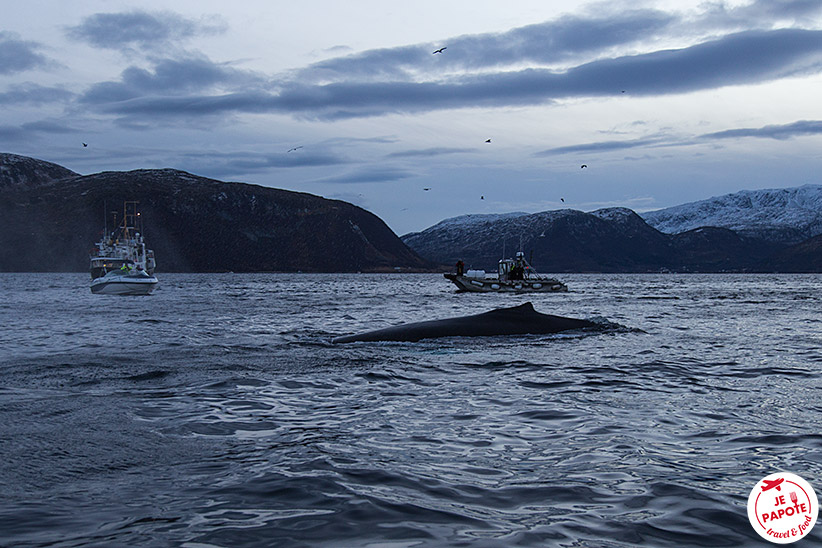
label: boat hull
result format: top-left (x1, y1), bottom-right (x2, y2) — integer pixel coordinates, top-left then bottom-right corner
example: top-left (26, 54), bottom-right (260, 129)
top-left (444, 273), bottom-right (567, 293)
top-left (90, 276), bottom-right (158, 295)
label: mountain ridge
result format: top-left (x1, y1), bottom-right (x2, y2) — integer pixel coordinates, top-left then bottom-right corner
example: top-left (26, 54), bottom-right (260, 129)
top-left (0, 153), bottom-right (79, 189)
top-left (4, 153), bottom-right (820, 272)
top-left (401, 194), bottom-right (820, 272)
top-left (0, 153), bottom-right (431, 273)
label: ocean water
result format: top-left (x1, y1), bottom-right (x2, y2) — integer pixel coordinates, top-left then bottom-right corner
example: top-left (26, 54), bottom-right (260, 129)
top-left (1, 272), bottom-right (821, 547)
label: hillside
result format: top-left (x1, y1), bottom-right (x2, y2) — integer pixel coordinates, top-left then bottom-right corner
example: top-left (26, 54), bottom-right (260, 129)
top-left (766, 234), bottom-right (822, 272)
top-left (0, 154), bottom-right (431, 273)
top-left (0, 153), bottom-right (78, 189)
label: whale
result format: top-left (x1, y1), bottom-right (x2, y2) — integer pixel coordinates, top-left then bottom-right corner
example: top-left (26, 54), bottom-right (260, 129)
top-left (332, 302), bottom-right (598, 343)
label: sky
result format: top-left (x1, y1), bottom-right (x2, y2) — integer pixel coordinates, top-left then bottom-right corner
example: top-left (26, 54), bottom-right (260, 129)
top-left (2, 0), bottom-right (822, 235)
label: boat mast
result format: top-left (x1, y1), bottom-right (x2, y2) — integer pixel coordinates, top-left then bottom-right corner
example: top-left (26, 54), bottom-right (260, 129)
top-left (122, 201), bottom-right (132, 240)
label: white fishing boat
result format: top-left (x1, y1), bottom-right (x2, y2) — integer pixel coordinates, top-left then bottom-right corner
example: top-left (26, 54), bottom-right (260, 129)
top-left (89, 201), bottom-right (158, 295)
top-left (444, 251), bottom-right (567, 293)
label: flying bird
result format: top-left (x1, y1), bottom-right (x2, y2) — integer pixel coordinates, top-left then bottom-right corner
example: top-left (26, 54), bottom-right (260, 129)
top-left (82, 143), bottom-right (88, 147)
top-left (485, 139), bottom-right (491, 143)
top-left (287, 146), bottom-right (303, 153)
top-left (560, 198), bottom-right (565, 202)
top-left (580, 164), bottom-right (587, 169)
top-left (432, 47), bottom-right (447, 54)
top-left (423, 188), bottom-right (430, 191)
top-left (480, 195), bottom-right (484, 200)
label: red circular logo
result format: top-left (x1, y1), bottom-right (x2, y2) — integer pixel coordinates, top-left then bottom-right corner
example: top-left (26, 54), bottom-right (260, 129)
top-left (748, 473), bottom-right (818, 543)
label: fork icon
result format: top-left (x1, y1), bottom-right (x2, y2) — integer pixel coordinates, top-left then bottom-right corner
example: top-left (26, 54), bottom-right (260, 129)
top-left (790, 492), bottom-right (798, 506)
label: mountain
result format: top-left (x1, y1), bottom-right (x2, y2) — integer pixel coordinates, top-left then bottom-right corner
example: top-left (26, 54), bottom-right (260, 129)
top-left (640, 185), bottom-right (822, 244)
top-left (403, 208), bottom-right (679, 272)
top-left (668, 226), bottom-right (781, 272)
top-left (0, 153), bottom-right (431, 273)
top-left (0, 153), bottom-right (79, 189)
top-left (403, 183), bottom-right (822, 272)
top-left (401, 207), bottom-right (804, 273)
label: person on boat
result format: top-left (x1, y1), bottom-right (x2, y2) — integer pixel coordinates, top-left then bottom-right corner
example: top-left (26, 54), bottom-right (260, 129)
top-left (455, 260), bottom-right (465, 276)
top-left (120, 263), bottom-right (130, 273)
top-left (510, 253), bottom-right (527, 280)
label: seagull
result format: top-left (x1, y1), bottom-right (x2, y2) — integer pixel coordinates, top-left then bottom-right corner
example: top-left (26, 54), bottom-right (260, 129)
top-left (432, 47), bottom-right (447, 54)
top-left (82, 143), bottom-right (88, 147)
top-left (480, 195), bottom-right (484, 200)
top-left (287, 146), bottom-right (303, 153)
top-left (580, 164), bottom-right (587, 169)
top-left (485, 139), bottom-right (491, 143)
top-left (423, 188), bottom-right (430, 191)
top-left (560, 198), bottom-right (565, 202)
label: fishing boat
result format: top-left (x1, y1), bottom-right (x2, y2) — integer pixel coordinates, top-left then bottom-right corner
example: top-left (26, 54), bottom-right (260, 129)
top-left (444, 251), bottom-right (567, 293)
top-left (89, 201), bottom-right (158, 295)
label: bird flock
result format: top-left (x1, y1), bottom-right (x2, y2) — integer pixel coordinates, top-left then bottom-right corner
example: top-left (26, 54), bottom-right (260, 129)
top-left (79, 42), bottom-right (600, 211)
top-left (421, 46), bottom-right (590, 204)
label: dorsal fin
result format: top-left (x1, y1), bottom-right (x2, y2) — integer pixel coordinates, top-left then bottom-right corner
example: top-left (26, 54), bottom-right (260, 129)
top-left (484, 302), bottom-right (536, 316)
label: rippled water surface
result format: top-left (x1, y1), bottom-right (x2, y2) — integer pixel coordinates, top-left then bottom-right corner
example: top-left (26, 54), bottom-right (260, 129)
top-left (1, 273), bottom-right (821, 547)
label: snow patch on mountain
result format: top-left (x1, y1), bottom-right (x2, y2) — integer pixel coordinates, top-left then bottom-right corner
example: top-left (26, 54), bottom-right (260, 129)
top-left (590, 207), bottom-right (636, 223)
top-left (0, 152), bottom-right (78, 189)
top-left (641, 184), bottom-right (822, 243)
top-left (405, 211), bottom-right (528, 235)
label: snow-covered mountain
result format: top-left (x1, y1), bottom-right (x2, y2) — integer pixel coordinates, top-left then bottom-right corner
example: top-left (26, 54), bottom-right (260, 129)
top-left (401, 191), bottom-right (822, 271)
top-left (640, 184), bottom-right (822, 244)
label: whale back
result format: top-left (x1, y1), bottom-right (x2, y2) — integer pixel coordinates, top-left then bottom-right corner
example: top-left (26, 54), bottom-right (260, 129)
top-left (332, 302), bottom-right (596, 343)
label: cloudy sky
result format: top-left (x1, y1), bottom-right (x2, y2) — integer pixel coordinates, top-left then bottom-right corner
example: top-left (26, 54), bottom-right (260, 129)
top-left (3, 0), bottom-right (822, 234)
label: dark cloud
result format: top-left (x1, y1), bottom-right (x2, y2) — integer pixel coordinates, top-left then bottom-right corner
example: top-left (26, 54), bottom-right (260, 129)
top-left (296, 1), bottom-right (822, 84)
top-left (537, 118), bottom-right (822, 156)
top-left (316, 167), bottom-right (415, 184)
top-left (67, 10), bottom-right (226, 52)
top-left (80, 57), bottom-right (264, 105)
top-left (175, 150), bottom-right (349, 178)
top-left (87, 28), bottom-right (822, 122)
top-left (386, 147), bottom-right (475, 158)
top-left (303, 9), bottom-right (675, 83)
top-left (0, 32), bottom-right (55, 74)
top-left (0, 119), bottom-right (78, 143)
top-left (322, 135), bottom-right (399, 146)
top-left (21, 120), bottom-right (76, 133)
top-left (537, 28), bottom-right (822, 98)
top-left (536, 137), bottom-right (668, 156)
top-left (702, 120), bottom-right (822, 140)
top-left (0, 125), bottom-right (28, 141)
top-left (0, 83), bottom-right (74, 105)
top-left (699, 0), bottom-right (822, 27)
